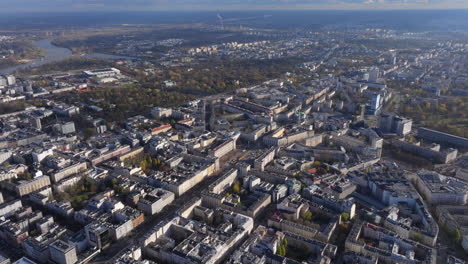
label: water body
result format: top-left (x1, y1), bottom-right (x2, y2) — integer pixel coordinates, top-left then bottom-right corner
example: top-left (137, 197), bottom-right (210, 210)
top-left (1, 10), bottom-right (466, 74)
top-left (0, 39), bottom-right (132, 75)
top-left (0, 39), bottom-right (71, 75)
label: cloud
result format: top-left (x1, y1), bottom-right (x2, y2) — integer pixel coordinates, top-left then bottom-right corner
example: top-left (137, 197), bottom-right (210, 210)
top-left (1, 0), bottom-right (467, 12)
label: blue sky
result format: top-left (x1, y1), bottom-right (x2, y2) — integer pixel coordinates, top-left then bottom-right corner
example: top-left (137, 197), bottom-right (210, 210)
top-left (3, 0), bottom-right (468, 12)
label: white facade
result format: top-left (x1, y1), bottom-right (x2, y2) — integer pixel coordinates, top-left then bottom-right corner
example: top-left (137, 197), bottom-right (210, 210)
top-left (138, 189), bottom-right (175, 215)
top-left (50, 240), bottom-right (78, 264)
top-left (6, 75), bottom-right (16, 86)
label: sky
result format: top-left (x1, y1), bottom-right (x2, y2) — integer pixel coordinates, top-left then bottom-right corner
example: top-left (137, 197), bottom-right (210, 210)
top-left (2, 0), bottom-right (468, 12)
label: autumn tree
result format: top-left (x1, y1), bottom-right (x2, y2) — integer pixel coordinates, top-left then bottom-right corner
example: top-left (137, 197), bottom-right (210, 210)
top-left (140, 160), bottom-right (147, 172)
top-left (277, 237), bottom-right (288, 256)
top-left (232, 181), bottom-right (241, 194)
top-left (302, 211), bottom-right (313, 221)
top-left (341, 212), bottom-right (350, 222)
top-left (412, 232), bottom-right (423, 243)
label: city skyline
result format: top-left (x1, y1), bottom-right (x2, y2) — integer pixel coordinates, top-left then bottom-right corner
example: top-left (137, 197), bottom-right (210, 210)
top-left (0, 0), bottom-right (467, 263)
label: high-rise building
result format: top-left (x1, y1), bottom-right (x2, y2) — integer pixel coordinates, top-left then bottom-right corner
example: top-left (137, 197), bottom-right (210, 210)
top-left (151, 107), bottom-right (172, 119)
top-left (379, 113), bottom-right (412, 137)
top-left (0, 76), bottom-right (7, 87)
top-left (54, 122), bottom-right (75, 135)
top-left (6, 75), bottom-right (16, 86)
top-left (0, 150), bottom-right (11, 165)
top-left (366, 93), bottom-right (382, 115)
top-left (370, 93), bottom-right (381, 111)
top-left (85, 223), bottom-right (111, 249)
top-left (24, 82), bottom-right (33, 92)
top-left (368, 67), bottom-right (380, 83)
top-left (30, 118), bottom-right (42, 130)
top-left (96, 125), bottom-right (107, 134)
top-left (49, 240), bottom-right (77, 264)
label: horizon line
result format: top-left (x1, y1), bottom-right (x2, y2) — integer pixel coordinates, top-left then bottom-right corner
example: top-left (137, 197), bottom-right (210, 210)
top-left (1, 8), bottom-right (468, 15)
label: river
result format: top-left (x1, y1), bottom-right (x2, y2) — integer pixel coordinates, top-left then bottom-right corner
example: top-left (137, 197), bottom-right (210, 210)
top-left (0, 39), bottom-right (132, 75)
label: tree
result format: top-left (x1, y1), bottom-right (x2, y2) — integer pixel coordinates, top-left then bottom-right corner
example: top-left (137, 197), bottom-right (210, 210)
top-left (277, 243), bottom-right (286, 256)
top-left (302, 211), bottom-right (313, 221)
top-left (110, 178), bottom-right (118, 186)
top-left (84, 128), bottom-right (96, 140)
top-left (341, 212), bottom-right (350, 222)
top-left (443, 225), bottom-right (462, 243)
top-left (438, 104), bottom-right (448, 113)
top-left (281, 237), bottom-right (288, 248)
top-left (277, 244), bottom-right (285, 256)
top-left (453, 228), bottom-right (462, 242)
top-left (232, 181), bottom-right (241, 194)
top-left (89, 181), bottom-right (97, 193)
top-left (153, 157), bottom-right (160, 168)
top-left (276, 237), bottom-right (288, 256)
top-left (412, 232), bottom-right (423, 243)
top-left (141, 160), bottom-right (147, 171)
top-left (18, 172), bottom-right (32, 181)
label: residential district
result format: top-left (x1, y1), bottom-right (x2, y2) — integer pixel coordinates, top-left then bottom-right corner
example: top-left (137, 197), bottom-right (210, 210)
top-left (0, 26), bottom-right (467, 264)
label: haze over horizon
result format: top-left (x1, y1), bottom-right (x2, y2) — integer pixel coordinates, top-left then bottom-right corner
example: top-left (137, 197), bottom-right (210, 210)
top-left (2, 0), bottom-right (468, 13)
